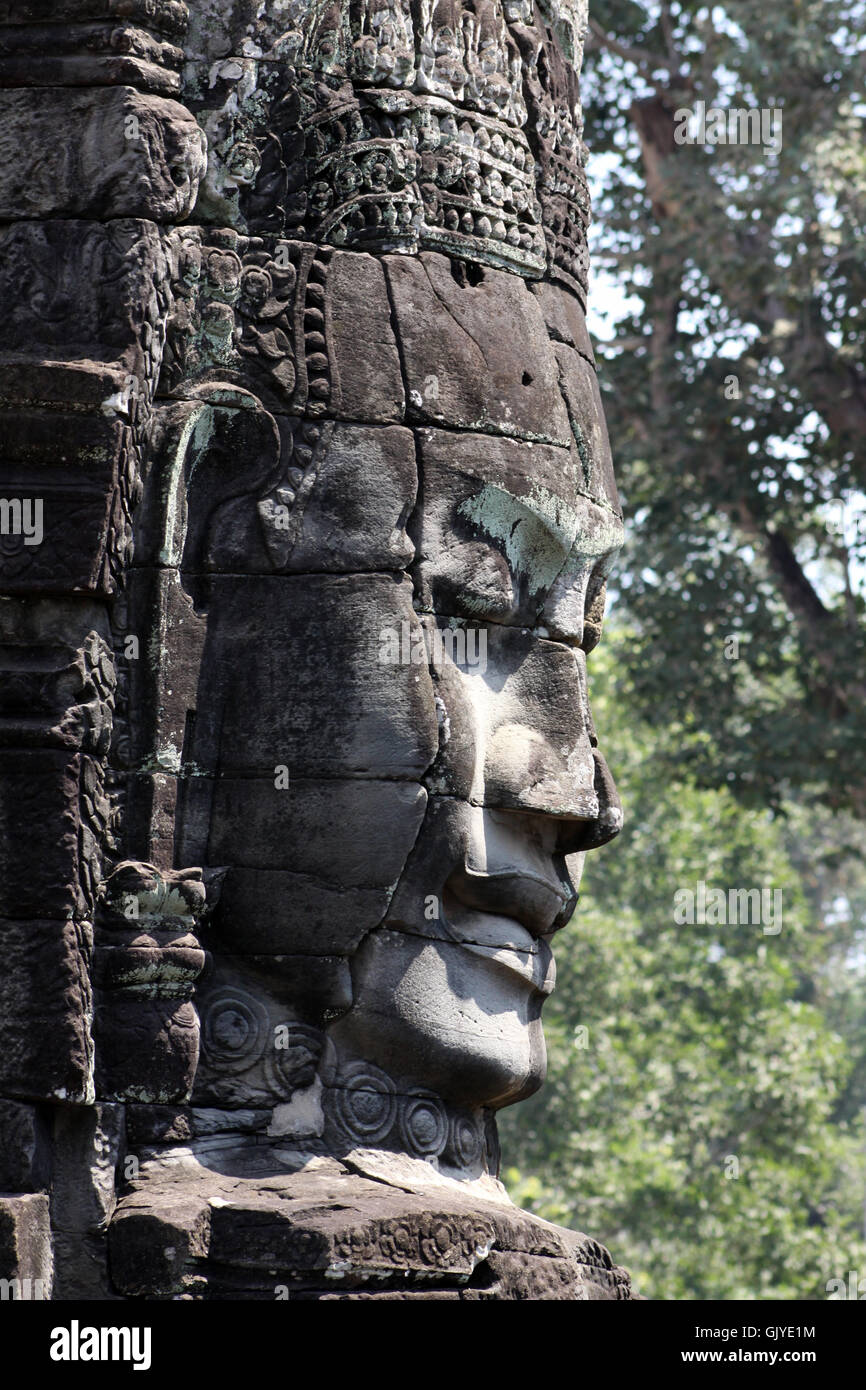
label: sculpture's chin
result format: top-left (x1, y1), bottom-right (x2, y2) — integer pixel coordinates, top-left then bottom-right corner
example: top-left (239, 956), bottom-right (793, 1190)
top-left (328, 927), bottom-right (551, 1111)
top-left (488, 1017), bottom-right (548, 1110)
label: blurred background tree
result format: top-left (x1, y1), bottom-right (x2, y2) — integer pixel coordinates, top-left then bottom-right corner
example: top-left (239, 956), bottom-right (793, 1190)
top-left (503, 0), bottom-right (866, 1298)
top-left (579, 0), bottom-right (866, 811)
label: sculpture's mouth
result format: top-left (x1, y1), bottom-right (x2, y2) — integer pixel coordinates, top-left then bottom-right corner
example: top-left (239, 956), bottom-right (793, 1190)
top-left (445, 862), bottom-right (576, 937)
top-left (441, 905), bottom-right (557, 995)
top-left (439, 863), bottom-right (574, 996)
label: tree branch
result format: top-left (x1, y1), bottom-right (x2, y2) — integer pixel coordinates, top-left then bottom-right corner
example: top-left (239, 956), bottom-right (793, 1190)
top-left (587, 17), bottom-right (685, 78)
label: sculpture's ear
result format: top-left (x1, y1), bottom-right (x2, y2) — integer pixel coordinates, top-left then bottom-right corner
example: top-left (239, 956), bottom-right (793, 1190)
top-left (119, 388), bottom-right (282, 864)
top-left (138, 385), bottom-right (283, 610)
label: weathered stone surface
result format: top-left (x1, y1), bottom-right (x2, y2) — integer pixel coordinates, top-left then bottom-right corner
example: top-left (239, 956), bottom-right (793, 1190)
top-left (530, 279), bottom-right (596, 362)
top-left (111, 566), bottom-right (206, 779)
top-left (326, 252), bottom-right (406, 423)
top-left (0, 360), bottom-right (142, 419)
top-left (201, 953), bottom-right (354, 1024)
top-left (158, 237), bottom-right (405, 422)
top-left (206, 778), bottom-right (426, 877)
top-left (0, 3), bottom-right (187, 30)
top-left (0, 28), bottom-right (184, 97)
top-left (385, 252), bottom-right (572, 443)
top-left (0, 87), bottom-right (205, 221)
top-left (0, 749), bottom-right (91, 919)
top-left (0, 1193), bottom-right (52, 1297)
top-left (108, 1157), bottom-right (634, 1300)
top-left (181, 574), bottom-right (438, 779)
top-left (184, 0), bottom-right (299, 61)
top-left (52, 1102), bottom-right (124, 1233)
top-left (211, 872), bottom-right (394, 959)
top-left (195, 423), bottom-right (418, 574)
top-left (51, 1101), bottom-right (125, 1296)
top-left (413, 426), bottom-right (588, 624)
top-left (0, 410), bottom-right (140, 596)
top-left (0, 219), bottom-right (168, 389)
top-left (554, 342), bottom-right (622, 516)
top-left (94, 998), bottom-right (199, 1103)
top-left (114, 770), bottom-right (182, 870)
top-left (0, 1100), bottom-right (50, 1192)
top-left (0, 598), bottom-right (115, 753)
top-left (0, 918), bottom-right (93, 1103)
top-left (331, 925), bottom-right (551, 1110)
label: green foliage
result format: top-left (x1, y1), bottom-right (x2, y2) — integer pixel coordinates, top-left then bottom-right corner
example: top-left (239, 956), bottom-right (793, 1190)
top-left (580, 0), bottom-right (866, 810)
top-left (501, 630), bottom-right (866, 1299)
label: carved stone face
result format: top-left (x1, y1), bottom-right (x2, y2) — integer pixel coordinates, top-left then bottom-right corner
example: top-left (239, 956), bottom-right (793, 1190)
top-left (176, 249), bottom-right (623, 1159)
top-left (330, 435), bottom-right (623, 1113)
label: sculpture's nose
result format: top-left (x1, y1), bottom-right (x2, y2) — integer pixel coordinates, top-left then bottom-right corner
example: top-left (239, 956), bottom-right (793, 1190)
top-left (482, 731), bottom-right (623, 857)
top-left (466, 622), bottom-right (623, 853)
top-left (558, 746), bottom-right (624, 855)
top-left (424, 616), bottom-right (623, 856)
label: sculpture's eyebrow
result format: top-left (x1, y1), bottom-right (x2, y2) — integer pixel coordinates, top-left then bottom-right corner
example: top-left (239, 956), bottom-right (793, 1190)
top-left (458, 481), bottom-right (623, 600)
top-left (457, 481), bottom-right (576, 598)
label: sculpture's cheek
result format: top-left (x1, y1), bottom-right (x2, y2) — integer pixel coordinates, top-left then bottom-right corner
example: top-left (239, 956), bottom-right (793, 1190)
top-left (421, 620), bottom-right (598, 817)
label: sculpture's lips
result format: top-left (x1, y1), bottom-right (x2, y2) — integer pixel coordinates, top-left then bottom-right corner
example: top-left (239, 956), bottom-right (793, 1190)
top-left (440, 864), bottom-right (573, 996)
top-left (445, 863), bottom-right (576, 938)
top-left (440, 907), bottom-right (557, 995)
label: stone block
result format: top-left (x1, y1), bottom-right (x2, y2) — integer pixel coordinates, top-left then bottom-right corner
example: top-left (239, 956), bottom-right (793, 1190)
top-left (530, 280), bottom-right (596, 363)
top-left (0, 749), bottom-right (89, 919)
top-left (0, 1100), bottom-right (50, 1192)
top-left (185, 573), bottom-right (438, 779)
top-left (206, 778), bottom-right (427, 880)
top-left (0, 87), bottom-right (204, 222)
top-left (384, 251), bottom-right (571, 445)
top-left (326, 252), bottom-right (405, 423)
top-left (0, 917), bottom-right (93, 1103)
top-left (0, 1193), bottom-right (52, 1297)
top-left (554, 343), bottom-right (622, 515)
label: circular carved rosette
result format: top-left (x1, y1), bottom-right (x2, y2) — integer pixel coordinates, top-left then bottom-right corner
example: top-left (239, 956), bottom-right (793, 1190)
top-left (447, 1112), bottom-right (484, 1169)
top-left (327, 1061), bottom-right (398, 1145)
top-left (200, 988), bottom-right (268, 1075)
top-left (398, 1089), bottom-right (449, 1160)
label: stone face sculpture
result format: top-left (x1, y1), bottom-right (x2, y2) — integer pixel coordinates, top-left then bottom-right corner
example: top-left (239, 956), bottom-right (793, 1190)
top-left (0, 0), bottom-right (633, 1299)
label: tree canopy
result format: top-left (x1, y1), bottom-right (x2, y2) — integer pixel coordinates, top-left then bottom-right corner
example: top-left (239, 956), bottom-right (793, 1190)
top-left (580, 0), bottom-right (866, 812)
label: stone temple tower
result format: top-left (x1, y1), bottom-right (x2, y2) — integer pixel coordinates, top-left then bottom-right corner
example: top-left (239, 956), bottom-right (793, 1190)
top-left (0, 0), bottom-right (633, 1300)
